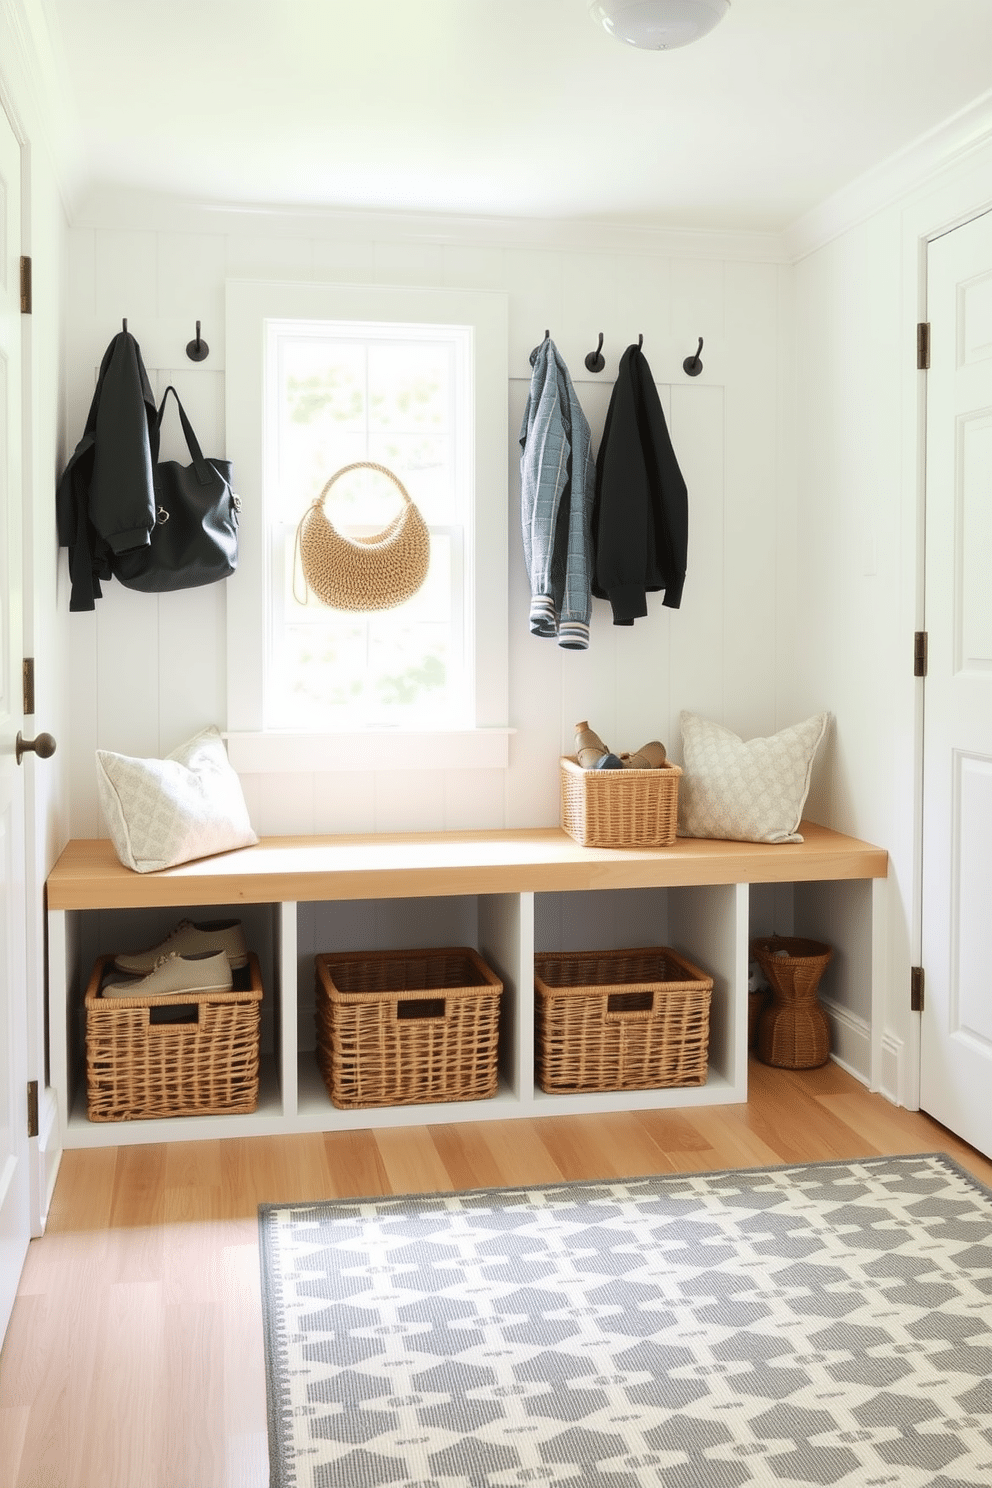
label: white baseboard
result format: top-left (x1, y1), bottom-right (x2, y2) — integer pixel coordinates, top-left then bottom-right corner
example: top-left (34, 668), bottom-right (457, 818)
top-left (821, 994), bottom-right (871, 1085)
top-left (878, 1032), bottom-right (908, 1110)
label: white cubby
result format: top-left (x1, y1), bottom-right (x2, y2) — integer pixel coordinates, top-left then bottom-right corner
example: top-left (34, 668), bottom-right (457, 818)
top-left (47, 825), bottom-right (887, 1147)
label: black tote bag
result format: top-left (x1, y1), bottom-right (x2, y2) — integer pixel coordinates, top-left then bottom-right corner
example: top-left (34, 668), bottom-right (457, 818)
top-left (113, 386), bottom-right (241, 593)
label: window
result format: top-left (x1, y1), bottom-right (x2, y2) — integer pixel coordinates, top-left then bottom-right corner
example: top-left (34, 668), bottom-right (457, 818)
top-left (225, 281), bottom-right (509, 772)
top-left (270, 319), bottom-right (471, 730)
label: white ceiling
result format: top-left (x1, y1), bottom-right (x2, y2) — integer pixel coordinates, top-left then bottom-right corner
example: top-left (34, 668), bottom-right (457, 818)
top-left (45, 0), bottom-right (992, 234)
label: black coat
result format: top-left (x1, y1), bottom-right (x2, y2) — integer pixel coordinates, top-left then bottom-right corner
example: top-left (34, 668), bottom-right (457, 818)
top-left (56, 330), bottom-right (158, 611)
top-left (591, 343), bottom-right (688, 624)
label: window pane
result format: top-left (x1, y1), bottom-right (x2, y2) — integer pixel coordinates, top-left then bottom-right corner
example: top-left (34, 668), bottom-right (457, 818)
top-left (368, 342), bottom-right (451, 432)
top-left (366, 435), bottom-right (453, 524)
top-left (284, 339), bottom-right (367, 433)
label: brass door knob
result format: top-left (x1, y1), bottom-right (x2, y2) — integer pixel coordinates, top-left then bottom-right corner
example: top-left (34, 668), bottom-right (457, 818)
top-left (16, 731), bottom-right (57, 765)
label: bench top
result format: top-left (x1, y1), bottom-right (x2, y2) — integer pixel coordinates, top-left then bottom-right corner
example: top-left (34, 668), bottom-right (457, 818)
top-left (46, 822), bottom-right (888, 911)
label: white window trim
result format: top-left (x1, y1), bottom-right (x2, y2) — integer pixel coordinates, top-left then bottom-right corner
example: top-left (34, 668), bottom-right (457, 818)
top-left (224, 279), bottom-right (509, 772)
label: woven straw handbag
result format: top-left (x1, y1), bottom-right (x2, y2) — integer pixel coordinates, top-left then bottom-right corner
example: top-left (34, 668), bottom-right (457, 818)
top-left (294, 462), bottom-right (431, 612)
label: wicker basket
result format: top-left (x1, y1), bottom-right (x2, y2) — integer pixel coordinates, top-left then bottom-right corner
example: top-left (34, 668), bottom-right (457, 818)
top-left (560, 755), bottom-right (682, 848)
top-left (751, 935), bottom-right (833, 1069)
top-left (315, 946), bottom-right (502, 1109)
top-left (534, 945), bottom-right (712, 1093)
top-left (748, 990), bottom-right (768, 1049)
top-left (84, 953), bottom-right (263, 1122)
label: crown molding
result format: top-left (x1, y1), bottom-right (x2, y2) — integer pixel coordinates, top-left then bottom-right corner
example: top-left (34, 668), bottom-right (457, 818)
top-left (784, 86), bottom-right (992, 262)
top-left (69, 183), bottom-right (789, 263)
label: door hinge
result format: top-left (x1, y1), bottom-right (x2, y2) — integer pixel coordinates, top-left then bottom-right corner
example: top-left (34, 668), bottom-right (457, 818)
top-left (914, 631), bottom-right (928, 677)
top-left (910, 966), bottom-right (925, 1013)
top-left (917, 321), bottom-right (930, 370)
top-left (27, 1080), bottom-right (39, 1139)
top-left (22, 657), bottom-right (34, 716)
top-left (19, 255), bottom-right (31, 315)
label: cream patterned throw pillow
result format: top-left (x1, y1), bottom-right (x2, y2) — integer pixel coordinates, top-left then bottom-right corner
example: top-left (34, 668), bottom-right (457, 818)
top-left (96, 726), bottom-right (258, 872)
top-left (677, 711), bottom-right (829, 844)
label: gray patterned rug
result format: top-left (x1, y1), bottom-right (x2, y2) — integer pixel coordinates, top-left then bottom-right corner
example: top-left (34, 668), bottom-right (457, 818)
top-left (258, 1153), bottom-right (992, 1488)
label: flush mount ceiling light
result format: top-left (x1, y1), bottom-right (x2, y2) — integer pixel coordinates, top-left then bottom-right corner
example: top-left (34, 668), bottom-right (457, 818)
top-left (590, 0), bottom-right (731, 50)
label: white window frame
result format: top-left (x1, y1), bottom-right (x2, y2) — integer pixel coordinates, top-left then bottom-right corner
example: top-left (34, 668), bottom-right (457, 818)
top-left (266, 317), bottom-right (472, 733)
top-left (224, 279), bottom-right (509, 773)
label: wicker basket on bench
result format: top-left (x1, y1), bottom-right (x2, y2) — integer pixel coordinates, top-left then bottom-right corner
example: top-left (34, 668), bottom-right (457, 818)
top-left (559, 755), bottom-right (682, 848)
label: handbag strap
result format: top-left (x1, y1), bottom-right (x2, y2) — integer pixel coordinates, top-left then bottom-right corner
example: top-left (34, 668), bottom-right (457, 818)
top-left (157, 385), bottom-right (213, 486)
top-left (318, 462), bottom-right (414, 514)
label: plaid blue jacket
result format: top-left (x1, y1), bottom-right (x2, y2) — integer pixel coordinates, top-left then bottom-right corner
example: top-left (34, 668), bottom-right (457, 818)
top-left (519, 337), bottom-right (595, 650)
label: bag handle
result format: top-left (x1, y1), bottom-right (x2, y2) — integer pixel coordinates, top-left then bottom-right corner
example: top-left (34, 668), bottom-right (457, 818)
top-left (316, 461), bottom-right (413, 512)
top-left (157, 385), bottom-right (213, 486)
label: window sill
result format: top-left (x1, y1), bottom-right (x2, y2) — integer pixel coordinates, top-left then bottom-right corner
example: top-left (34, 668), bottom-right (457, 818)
top-left (224, 729), bottom-right (514, 775)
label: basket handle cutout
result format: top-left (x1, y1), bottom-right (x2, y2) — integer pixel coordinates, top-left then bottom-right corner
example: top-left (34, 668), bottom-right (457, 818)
top-left (396, 997), bottom-right (446, 1021)
top-left (148, 1004), bottom-right (200, 1026)
top-left (606, 989), bottom-right (654, 1017)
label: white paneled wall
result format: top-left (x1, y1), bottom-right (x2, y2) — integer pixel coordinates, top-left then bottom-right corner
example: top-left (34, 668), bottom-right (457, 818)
top-left (62, 206), bottom-right (794, 839)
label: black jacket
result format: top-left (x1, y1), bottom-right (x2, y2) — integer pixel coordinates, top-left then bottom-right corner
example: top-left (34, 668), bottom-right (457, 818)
top-left (591, 343), bottom-right (688, 624)
top-left (56, 330), bottom-right (158, 611)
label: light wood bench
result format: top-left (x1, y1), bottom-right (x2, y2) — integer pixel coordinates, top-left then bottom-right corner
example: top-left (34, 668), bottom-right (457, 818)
top-left (47, 822), bottom-right (888, 1147)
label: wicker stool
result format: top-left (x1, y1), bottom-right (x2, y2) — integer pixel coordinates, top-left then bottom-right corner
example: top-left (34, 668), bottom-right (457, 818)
top-left (751, 935), bottom-right (832, 1069)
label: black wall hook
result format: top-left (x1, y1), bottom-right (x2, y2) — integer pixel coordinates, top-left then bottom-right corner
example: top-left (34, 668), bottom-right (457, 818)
top-left (584, 332), bottom-right (605, 373)
top-left (186, 320), bottom-right (210, 362)
top-left (530, 330), bottom-right (551, 367)
top-left (637, 333), bottom-right (643, 349)
top-left (683, 337), bottom-right (704, 376)
top-left (122, 318), bottom-right (127, 333)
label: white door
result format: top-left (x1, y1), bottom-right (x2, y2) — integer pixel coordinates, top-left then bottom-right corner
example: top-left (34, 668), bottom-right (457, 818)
top-left (919, 207), bottom-right (992, 1159)
top-left (0, 99), bottom-right (29, 1342)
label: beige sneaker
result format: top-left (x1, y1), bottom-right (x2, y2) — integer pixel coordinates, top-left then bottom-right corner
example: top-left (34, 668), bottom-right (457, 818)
top-left (113, 918), bottom-right (248, 975)
top-left (102, 950), bottom-right (234, 999)
top-left (621, 740), bottom-right (668, 769)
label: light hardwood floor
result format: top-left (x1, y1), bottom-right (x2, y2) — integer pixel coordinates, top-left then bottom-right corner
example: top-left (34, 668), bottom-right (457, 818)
top-left (2, 1060), bottom-right (991, 1488)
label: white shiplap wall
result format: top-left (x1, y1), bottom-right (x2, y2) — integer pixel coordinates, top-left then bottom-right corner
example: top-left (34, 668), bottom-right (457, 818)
top-left (62, 204), bottom-right (797, 841)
